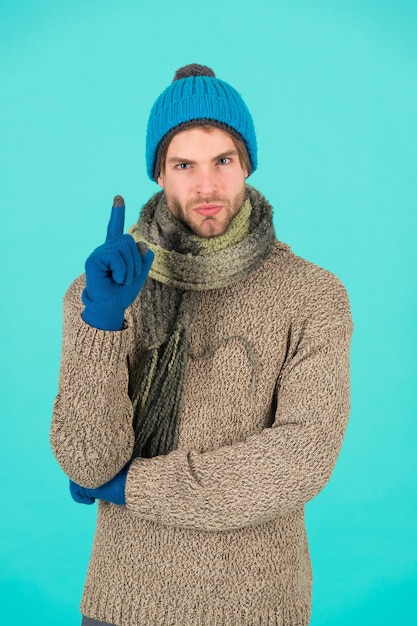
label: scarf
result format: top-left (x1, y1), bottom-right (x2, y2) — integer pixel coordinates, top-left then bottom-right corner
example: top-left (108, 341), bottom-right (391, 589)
top-left (128, 185), bottom-right (276, 458)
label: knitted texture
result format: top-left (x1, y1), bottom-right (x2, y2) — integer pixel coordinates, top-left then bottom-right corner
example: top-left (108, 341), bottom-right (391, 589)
top-left (131, 197), bottom-right (252, 288)
top-left (51, 198), bottom-right (352, 624)
top-left (127, 187), bottom-right (276, 458)
top-left (146, 64), bottom-right (257, 180)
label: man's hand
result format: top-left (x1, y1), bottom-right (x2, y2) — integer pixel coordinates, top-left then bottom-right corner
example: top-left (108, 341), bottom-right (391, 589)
top-left (69, 463), bottom-right (130, 506)
top-left (82, 195), bottom-right (154, 331)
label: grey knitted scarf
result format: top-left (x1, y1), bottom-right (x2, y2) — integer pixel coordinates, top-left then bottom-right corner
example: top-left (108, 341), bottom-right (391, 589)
top-left (128, 185), bottom-right (276, 458)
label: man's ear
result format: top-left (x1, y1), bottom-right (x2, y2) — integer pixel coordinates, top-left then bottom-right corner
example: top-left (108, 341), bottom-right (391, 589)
top-left (157, 174), bottom-right (164, 189)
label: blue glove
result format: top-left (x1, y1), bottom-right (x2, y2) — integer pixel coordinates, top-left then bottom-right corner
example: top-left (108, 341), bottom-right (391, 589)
top-left (69, 463), bottom-right (130, 506)
top-left (82, 195), bottom-right (154, 331)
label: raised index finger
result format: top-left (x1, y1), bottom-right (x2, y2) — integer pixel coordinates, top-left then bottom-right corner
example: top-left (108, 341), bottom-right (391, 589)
top-left (106, 195), bottom-right (125, 242)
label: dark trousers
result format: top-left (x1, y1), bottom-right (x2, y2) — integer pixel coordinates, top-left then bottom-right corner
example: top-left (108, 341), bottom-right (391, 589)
top-left (81, 617), bottom-right (115, 626)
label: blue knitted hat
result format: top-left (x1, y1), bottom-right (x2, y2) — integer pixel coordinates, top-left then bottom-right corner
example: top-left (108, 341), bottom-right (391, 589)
top-left (146, 64), bottom-right (257, 181)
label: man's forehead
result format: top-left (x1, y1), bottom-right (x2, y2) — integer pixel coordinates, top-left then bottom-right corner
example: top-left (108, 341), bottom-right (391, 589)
top-left (166, 126), bottom-right (236, 156)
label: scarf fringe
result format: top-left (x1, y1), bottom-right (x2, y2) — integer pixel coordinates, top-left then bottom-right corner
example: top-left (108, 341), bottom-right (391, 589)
top-left (132, 327), bottom-right (188, 458)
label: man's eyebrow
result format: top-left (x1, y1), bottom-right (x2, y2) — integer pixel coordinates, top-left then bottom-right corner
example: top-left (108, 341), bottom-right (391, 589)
top-left (166, 149), bottom-right (239, 164)
top-left (166, 156), bottom-right (197, 164)
top-left (214, 149), bottom-right (238, 161)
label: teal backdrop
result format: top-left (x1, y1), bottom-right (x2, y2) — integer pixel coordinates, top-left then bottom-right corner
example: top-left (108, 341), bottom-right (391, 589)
top-left (1, 0), bottom-right (416, 624)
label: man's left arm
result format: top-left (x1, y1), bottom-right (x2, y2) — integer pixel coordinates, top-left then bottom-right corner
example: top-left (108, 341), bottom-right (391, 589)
top-left (120, 279), bottom-right (353, 531)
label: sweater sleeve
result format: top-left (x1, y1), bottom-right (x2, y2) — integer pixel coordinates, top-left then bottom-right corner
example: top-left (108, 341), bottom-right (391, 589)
top-left (125, 276), bottom-right (353, 531)
top-left (50, 276), bottom-right (135, 487)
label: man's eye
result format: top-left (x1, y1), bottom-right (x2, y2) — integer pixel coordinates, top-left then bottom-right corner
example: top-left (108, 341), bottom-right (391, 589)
top-left (218, 157), bottom-right (230, 165)
top-left (176, 163), bottom-right (190, 169)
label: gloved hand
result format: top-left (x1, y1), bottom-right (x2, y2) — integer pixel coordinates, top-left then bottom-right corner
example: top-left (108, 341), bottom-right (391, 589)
top-left (69, 463), bottom-right (130, 506)
top-left (82, 195), bottom-right (154, 331)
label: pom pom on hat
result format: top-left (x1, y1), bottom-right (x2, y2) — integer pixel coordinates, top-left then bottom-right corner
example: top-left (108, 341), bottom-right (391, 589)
top-left (146, 64), bottom-right (257, 180)
top-left (173, 64), bottom-right (216, 80)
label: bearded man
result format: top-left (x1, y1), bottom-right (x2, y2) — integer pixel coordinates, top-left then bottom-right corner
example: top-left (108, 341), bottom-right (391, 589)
top-left (51, 64), bottom-right (352, 626)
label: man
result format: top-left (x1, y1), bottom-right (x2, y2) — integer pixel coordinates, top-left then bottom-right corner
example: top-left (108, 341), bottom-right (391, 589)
top-left (51, 63), bottom-right (352, 626)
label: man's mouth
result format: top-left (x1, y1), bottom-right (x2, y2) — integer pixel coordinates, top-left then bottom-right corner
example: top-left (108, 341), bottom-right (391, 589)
top-left (194, 204), bottom-right (223, 217)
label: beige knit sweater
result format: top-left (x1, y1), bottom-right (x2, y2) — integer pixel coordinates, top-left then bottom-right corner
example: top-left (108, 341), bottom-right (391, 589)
top-left (51, 240), bottom-right (352, 626)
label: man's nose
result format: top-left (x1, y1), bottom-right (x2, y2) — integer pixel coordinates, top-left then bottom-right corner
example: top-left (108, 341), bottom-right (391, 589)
top-left (195, 167), bottom-right (217, 195)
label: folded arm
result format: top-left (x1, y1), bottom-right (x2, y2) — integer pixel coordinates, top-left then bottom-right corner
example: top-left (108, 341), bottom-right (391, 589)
top-left (125, 286), bottom-right (353, 531)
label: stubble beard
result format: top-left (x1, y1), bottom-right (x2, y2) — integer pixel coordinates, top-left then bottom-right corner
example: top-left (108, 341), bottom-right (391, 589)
top-left (165, 187), bottom-right (246, 238)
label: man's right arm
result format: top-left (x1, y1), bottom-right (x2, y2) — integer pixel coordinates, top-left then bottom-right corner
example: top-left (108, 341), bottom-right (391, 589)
top-left (50, 275), bottom-right (136, 487)
top-left (50, 198), bottom-right (153, 488)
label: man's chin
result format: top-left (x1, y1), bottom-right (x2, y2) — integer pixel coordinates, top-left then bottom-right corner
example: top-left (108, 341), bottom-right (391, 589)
top-left (193, 218), bottom-right (229, 238)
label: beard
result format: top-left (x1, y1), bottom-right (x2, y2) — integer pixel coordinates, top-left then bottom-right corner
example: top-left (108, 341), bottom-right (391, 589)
top-left (165, 186), bottom-right (246, 238)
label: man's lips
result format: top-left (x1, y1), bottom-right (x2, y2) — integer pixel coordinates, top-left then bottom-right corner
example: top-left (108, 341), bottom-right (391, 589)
top-left (194, 204), bottom-right (223, 216)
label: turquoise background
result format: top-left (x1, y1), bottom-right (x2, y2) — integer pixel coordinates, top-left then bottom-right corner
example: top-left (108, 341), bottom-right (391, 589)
top-left (1, 0), bottom-right (416, 624)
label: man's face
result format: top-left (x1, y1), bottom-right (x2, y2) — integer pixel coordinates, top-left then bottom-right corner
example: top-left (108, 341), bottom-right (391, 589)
top-left (157, 126), bottom-right (248, 238)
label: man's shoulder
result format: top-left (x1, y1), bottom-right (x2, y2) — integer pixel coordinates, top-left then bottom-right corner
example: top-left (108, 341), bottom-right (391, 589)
top-left (262, 241), bottom-right (351, 323)
top-left (268, 240), bottom-right (344, 285)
